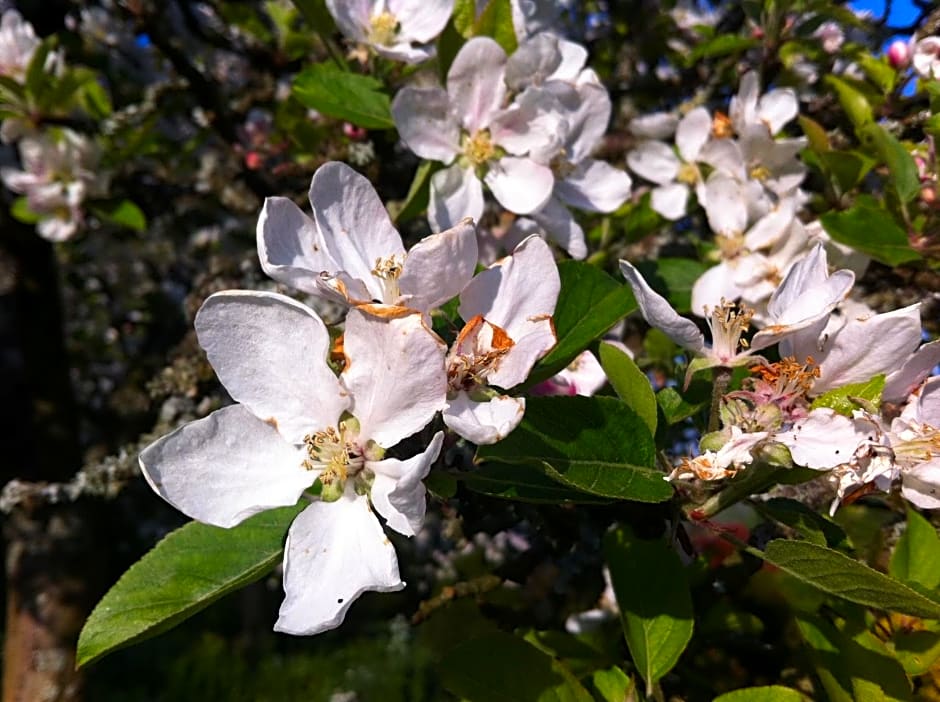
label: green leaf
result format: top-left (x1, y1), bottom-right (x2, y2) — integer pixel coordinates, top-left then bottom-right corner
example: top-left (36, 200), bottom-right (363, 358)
top-left (460, 462), bottom-right (613, 504)
top-left (289, 0), bottom-right (335, 30)
top-left (391, 160), bottom-right (441, 223)
top-left (91, 199), bottom-right (147, 232)
top-left (757, 540), bottom-right (940, 619)
top-left (798, 115), bottom-right (830, 154)
top-left (892, 628), bottom-right (940, 676)
top-left (452, 0), bottom-right (475, 35)
top-left (24, 37), bottom-right (55, 103)
top-left (292, 63), bottom-right (394, 129)
top-left (604, 528), bottom-right (694, 693)
top-left (657, 386), bottom-right (708, 426)
top-left (825, 75), bottom-right (874, 129)
top-left (858, 123), bottom-right (920, 203)
top-left (635, 258), bottom-right (708, 314)
top-left (796, 615), bottom-right (912, 702)
top-left (77, 504), bottom-right (303, 667)
top-left (591, 666), bottom-right (635, 702)
top-left (471, 0), bottom-right (517, 54)
top-left (752, 498), bottom-right (848, 548)
top-left (890, 507), bottom-right (940, 590)
top-left (687, 35), bottom-right (758, 62)
top-left (615, 192), bottom-right (663, 244)
top-left (529, 261), bottom-right (636, 384)
top-left (438, 631), bottom-right (593, 702)
top-left (810, 374), bottom-right (885, 416)
top-left (598, 341), bottom-right (656, 435)
top-left (820, 199), bottom-right (921, 266)
top-left (10, 196), bottom-right (41, 224)
top-left (818, 151), bottom-right (876, 192)
top-left (713, 686), bottom-right (806, 702)
top-left (477, 396), bottom-right (672, 503)
top-left (857, 53), bottom-right (897, 94)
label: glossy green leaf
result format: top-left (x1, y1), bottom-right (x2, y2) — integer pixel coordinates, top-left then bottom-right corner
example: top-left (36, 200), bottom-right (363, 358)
top-left (757, 540), bottom-right (940, 619)
top-left (713, 686), bottom-right (806, 702)
top-left (753, 498), bottom-right (848, 548)
top-left (859, 123), bottom-right (920, 203)
top-left (687, 35), bottom-right (758, 62)
top-left (605, 528), bottom-right (693, 693)
top-left (799, 115), bottom-right (830, 154)
top-left (461, 462), bottom-right (613, 504)
top-left (529, 261), bottom-right (636, 384)
top-left (598, 342), bottom-right (656, 434)
top-left (292, 63), bottom-right (394, 129)
top-left (825, 75), bottom-right (874, 129)
top-left (820, 199), bottom-right (920, 266)
top-left (10, 196), bottom-right (41, 224)
top-left (591, 666), bottom-right (635, 702)
top-left (439, 631), bottom-right (593, 702)
top-left (77, 504), bottom-right (303, 667)
top-left (478, 396), bottom-right (671, 502)
top-left (471, 0), bottom-right (517, 54)
top-left (656, 386), bottom-right (708, 425)
top-left (818, 150), bottom-right (876, 192)
top-left (890, 507), bottom-right (940, 590)
top-left (810, 374), bottom-right (885, 416)
top-left (25, 37), bottom-right (55, 103)
top-left (892, 629), bottom-right (940, 676)
top-left (796, 615), bottom-right (912, 702)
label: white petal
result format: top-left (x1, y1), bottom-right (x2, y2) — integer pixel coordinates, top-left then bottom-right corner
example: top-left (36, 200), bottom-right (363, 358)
top-left (139, 405), bottom-right (309, 528)
top-left (629, 112), bottom-right (678, 140)
top-left (626, 141), bottom-right (680, 185)
top-left (389, 0), bottom-right (452, 42)
top-left (369, 431), bottom-right (444, 536)
top-left (555, 159), bottom-right (631, 213)
top-left (342, 306), bottom-right (446, 448)
top-left (703, 174), bottom-right (748, 237)
top-left (429, 164), bottom-right (484, 232)
top-left (504, 33), bottom-right (561, 89)
top-left (532, 197), bottom-right (587, 259)
top-left (399, 218), bottom-right (478, 311)
top-left (448, 37), bottom-right (507, 133)
top-left (195, 291), bottom-right (349, 443)
top-left (743, 200), bottom-right (795, 251)
top-left (884, 340), bottom-right (940, 404)
top-left (324, 0), bottom-right (370, 41)
top-left (906, 376), bottom-right (940, 426)
top-left (698, 138), bottom-right (746, 179)
top-left (558, 81), bottom-right (610, 163)
top-left (675, 107), bottom-right (711, 162)
top-left (372, 41), bottom-right (436, 65)
top-left (391, 87), bottom-right (461, 162)
top-left (484, 156), bottom-right (554, 214)
top-left (776, 408), bottom-right (868, 470)
top-left (489, 86), bottom-right (565, 157)
top-left (619, 260), bottom-right (706, 353)
top-left (690, 263), bottom-right (745, 317)
top-left (766, 243), bottom-right (829, 319)
top-left (310, 162), bottom-right (405, 299)
top-left (758, 88), bottom-right (799, 135)
top-left (256, 196), bottom-right (336, 295)
top-left (903, 460), bottom-right (940, 510)
top-left (552, 37), bottom-right (588, 82)
top-left (730, 71), bottom-right (759, 133)
top-left (650, 183), bottom-right (690, 220)
top-left (443, 392), bottom-right (525, 444)
top-left (275, 493), bottom-right (404, 636)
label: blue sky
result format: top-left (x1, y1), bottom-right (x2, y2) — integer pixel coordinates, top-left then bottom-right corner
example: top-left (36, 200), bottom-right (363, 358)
top-left (850, 0), bottom-right (918, 31)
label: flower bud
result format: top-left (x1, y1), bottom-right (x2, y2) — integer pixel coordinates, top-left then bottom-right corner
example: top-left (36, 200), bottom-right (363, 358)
top-left (888, 40), bottom-right (911, 70)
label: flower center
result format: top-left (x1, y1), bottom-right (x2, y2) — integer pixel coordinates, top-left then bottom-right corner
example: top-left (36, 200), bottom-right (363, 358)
top-left (368, 11), bottom-right (399, 46)
top-left (463, 130), bottom-right (496, 168)
top-left (712, 111), bottom-right (734, 139)
top-left (550, 152), bottom-right (576, 179)
top-left (749, 164), bottom-right (772, 182)
top-left (302, 421), bottom-right (365, 495)
top-left (371, 254), bottom-right (404, 302)
top-left (447, 315), bottom-right (515, 392)
top-left (749, 356), bottom-right (819, 399)
top-left (676, 161), bottom-right (700, 185)
top-left (704, 299), bottom-right (754, 362)
top-left (892, 423), bottom-right (940, 466)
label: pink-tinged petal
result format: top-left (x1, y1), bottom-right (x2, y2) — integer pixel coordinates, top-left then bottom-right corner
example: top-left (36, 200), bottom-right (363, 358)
top-left (485, 157), bottom-right (554, 214)
top-left (443, 392), bottom-right (525, 444)
top-left (884, 341), bottom-right (940, 404)
top-left (910, 376), bottom-right (940, 426)
top-left (758, 88), bottom-right (798, 135)
top-left (429, 164), bottom-right (484, 232)
top-left (391, 87), bottom-right (461, 162)
top-left (309, 162), bottom-right (405, 299)
top-left (389, 0), bottom-right (453, 42)
top-left (257, 196), bottom-right (336, 295)
top-left (489, 86), bottom-right (565, 157)
top-left (651, 183), bottom-right (690, 220)
top-left (139, 405), bottom-right (310, 529)
top-left (690, 262), bottom-right (745, 318)
top-left (532, 197), bottom-right (587, 259)
top-left (626, 141), bottom-right (679, 185)
top-left (399, 218), bottom-right (478, 311)
top-left (504, 32), bottom-right (561, 89)
top-left (343, 306), bottom-right (446, 448)
top-left (810, 304), bottom-right (924, 395)
top-left (274, 493), bottom-right (404, 636)
top-left (675, 107), bottom-right (711, 162)
top-left (195, 291), bottom-right (349, 443)
top-left (555, 159), bottom-right (631, 213)
top-left (460, 234), bottom-right (559, 343)
top-left (553, 81), bottom-right (610, 163)
top-left (902, 460), bottom-right (940, 509)
top-left (619, 260), bottom-right (706, 353)
top-left (369, 431), bottom-right (444, 536)
top-left (703, 174), bottom-right (747, 237)
top-left (324, 0), bottom-right (370, 41)
top-left (630, 112), bottom-right (678, 139)
top-left (448, 37), bottom-right (507, 133)
top-left (776, 408), bottom-right (867, 470)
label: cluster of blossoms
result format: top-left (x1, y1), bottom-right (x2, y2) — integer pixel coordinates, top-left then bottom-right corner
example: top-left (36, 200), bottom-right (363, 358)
top-left (0, 9), bottom-right (106, 241)
top-left (622, 243), bottom-right (940, 514)
top-left (140, 161), bottom-right (562, 634)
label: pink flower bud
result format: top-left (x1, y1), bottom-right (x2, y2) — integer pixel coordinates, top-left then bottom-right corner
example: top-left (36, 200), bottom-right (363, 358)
top-left (244, 151), bottom-right (262, 170)
top-left (342, 123), bottom-right (367, 141)
top-left (888, 40), bottom-right (911, 69)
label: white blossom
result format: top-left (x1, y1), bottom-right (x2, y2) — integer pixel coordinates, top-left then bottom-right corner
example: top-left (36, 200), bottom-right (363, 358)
top-left (326, 0), bottom-right (453, 64)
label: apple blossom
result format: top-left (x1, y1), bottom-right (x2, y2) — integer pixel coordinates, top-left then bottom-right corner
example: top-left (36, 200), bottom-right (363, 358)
top-left (668, 427), bottom-right (769, 481)
top-left (913, 37), bottom-right (940, 81)
top-left (139, 291), bottom-right (448, 635)
top-left (0, 10), bottom-right (38, 81)
top-left (325, 0), bottom-right (453, 64)
top-left (258, 161), bottom-right (478, 312)
top-left (444, 236), bottom-right (559, 444)
top-left (729, 72), bottom-right (799, 137)
top-left (391, 37), bottom-right (564, 231)
top-left (531, 350), bottom-right (607, 397)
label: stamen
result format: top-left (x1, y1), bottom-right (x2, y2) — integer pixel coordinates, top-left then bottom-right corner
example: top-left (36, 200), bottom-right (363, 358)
top-left (371, 254), bottom-right (404, 301)
top-left (447, 315), bottom-right (515, 392)
top-left (676, 161), bottom-right (700, 185)
top-left (703, 299), bottom-right (754, 362)
top-left (368, 11), bottom-right (399, 46)
top-left (463, 130), bottom-right (496, 167)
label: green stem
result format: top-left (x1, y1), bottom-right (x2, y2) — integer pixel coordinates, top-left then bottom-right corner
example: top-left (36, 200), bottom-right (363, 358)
top-left (707, 366), bottom-right (732, 434)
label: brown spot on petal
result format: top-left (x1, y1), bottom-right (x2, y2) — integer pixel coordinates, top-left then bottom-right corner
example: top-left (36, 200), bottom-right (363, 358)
top-left (354, 302), bottom-right (416, 320)
top-left (489, 321), bottom-right (514, 352)
top-left (712, 111), bottom-right (734, 138)
top-left (263, 416), bottom-right (279, 430)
